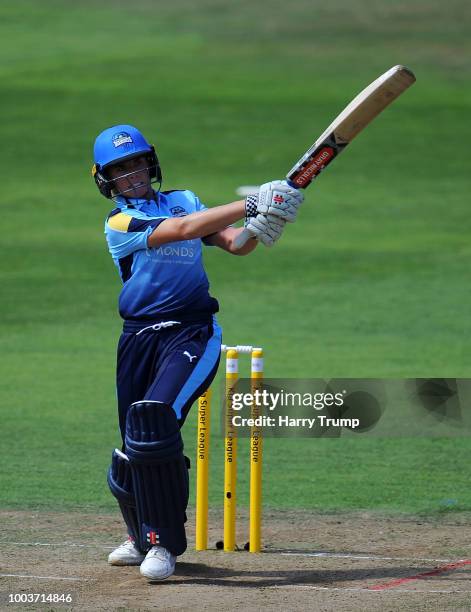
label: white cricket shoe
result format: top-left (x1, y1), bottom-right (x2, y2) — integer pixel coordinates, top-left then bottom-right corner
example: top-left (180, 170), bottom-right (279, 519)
top-left (108, 538), bottom-right (145, 566)
top-left (140, 546), bottom-right (176, 581)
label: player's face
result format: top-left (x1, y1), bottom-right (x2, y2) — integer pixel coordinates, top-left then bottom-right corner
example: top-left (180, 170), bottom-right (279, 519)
top-left (108, 155), bottom-right (153, 199)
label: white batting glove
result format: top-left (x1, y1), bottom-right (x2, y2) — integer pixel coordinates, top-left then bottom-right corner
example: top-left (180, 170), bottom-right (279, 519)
top-left (245, 213), bottom-right (286, 247)
top-left (257, 180), bottom-right (304, 222)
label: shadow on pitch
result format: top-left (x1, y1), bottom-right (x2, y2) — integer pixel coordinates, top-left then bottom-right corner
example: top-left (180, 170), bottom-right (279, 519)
top-left (161, 561), bottom-right (438, 588)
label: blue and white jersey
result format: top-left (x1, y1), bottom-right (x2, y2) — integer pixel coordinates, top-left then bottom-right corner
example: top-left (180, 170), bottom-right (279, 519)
top-left (104, 189), bottom-right (219, 321)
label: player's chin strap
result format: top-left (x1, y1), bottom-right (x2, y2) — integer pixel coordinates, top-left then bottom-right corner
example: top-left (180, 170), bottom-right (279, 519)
top-left (111, 182), bottom-right (163, 207)
top-left (153, 179), bottom-right (162, 196)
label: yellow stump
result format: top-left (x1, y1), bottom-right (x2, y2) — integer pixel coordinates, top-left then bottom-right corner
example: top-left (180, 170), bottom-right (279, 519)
top-left (249, 348), bottom-right (264, 552)
top-left (223, 348), bottom-right (238, 551)
top-left (195, 388), bottom-right (212, 551)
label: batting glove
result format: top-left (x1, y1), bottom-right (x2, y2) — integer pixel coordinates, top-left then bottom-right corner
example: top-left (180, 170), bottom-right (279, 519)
top-left (245, 213), bottom-right (286, 247)
top-left (257, 179), bottom-right (304, 222)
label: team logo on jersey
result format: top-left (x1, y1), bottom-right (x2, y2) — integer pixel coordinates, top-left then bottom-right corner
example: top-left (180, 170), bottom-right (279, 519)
top-left (170, 206), bottom-right (188, 217)
top-left (112, 132), bottom-right (133, 148)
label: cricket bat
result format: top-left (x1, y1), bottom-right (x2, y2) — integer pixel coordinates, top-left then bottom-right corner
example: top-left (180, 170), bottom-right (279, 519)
top-left (234, 64), bottom-right (416, 249)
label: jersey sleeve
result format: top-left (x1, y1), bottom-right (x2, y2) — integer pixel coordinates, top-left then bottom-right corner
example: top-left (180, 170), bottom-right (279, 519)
top-left (105, 212), bottom-right (166, 259)
top-left (192, 194), bottom-right (214, 246)
top-left (178, 191), bottom-right (215, 246)
top-left (194, 195), bottom-right (207, 212)
top-left (174, 189), bottom-right (207, 212)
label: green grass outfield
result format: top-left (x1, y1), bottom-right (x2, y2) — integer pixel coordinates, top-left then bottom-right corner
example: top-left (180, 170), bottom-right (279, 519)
top-left (1, 0), bottom-right (470, 516)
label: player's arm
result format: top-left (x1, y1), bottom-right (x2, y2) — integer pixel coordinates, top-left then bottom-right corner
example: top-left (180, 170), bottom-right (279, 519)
top-left (148, 181), bottom-right (303, 249)
top-left (147, 200), bottom-right (246, 247)
top-left (203, 227), bottom-right (258, 255)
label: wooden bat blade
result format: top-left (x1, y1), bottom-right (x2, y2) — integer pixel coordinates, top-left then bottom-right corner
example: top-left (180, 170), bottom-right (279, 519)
top-left (234, 65), bottom-right (416, 249)
top-left (287, 65), bottom-right (416, 188)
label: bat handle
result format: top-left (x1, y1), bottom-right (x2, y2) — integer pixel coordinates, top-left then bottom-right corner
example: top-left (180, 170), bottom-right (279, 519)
top-left (233, 227), bottom-right (255, 250)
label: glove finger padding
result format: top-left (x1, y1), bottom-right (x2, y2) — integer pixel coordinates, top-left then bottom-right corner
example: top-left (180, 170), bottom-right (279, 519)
top-left (267, 194), bottom-right (300, 222)
top-left (265, 213), bottom-right (285, 231)
top-left (246, 213), bottom-right (286, 247)
top-left (257, 180), bottom-right (304, 222)
top-left (248, 214), bottom-right (283, 237)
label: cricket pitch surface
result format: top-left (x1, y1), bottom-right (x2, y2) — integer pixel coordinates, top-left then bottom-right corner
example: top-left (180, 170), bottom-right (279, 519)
top-left (1, 509), bottom-right (471, 611)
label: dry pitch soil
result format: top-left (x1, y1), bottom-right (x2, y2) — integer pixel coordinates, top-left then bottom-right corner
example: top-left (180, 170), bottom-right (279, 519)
top-left (1, 509), bottom-right (471, 611)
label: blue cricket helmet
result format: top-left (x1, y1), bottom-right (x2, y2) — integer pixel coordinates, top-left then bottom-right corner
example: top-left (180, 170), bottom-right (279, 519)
top-left (92, 124), bottom-right (162, 199)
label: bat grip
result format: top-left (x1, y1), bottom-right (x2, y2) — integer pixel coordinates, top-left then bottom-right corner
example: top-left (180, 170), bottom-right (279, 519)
top-left (233, 227), bottom-right (255, 250)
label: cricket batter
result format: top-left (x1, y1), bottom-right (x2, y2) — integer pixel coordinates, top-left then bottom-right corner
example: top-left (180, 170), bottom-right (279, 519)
top-left (92, 125), bottom-right (303, 581)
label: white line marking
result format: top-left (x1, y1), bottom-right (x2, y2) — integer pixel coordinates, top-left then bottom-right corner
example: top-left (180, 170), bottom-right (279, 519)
top-left (0, 541), bottom-right (115, 549)
top-left (0, 542), bottom-right (460, 563)
top-left (236, 185), bottom-right (259, 197)
top-left (0, 573), bottom-right (88, 581)
top-left (0, 542), bottom-right (464, 564)
top-left (281, 551), bottom-right (455, 563)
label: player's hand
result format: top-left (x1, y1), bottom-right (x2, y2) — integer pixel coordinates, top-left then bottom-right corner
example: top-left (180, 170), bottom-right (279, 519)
top-left (244, 213), bottom-right (286, 247)
top-left (256, 180), bottom-right (304, 222)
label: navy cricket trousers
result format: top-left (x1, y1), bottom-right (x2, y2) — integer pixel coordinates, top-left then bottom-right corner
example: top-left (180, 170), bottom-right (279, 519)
top-left (116, 317), bottom-right (222, 442)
